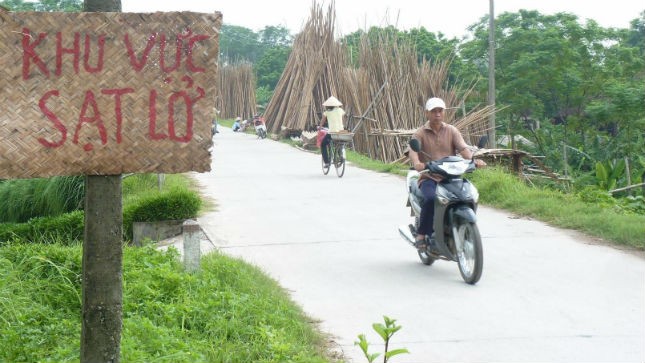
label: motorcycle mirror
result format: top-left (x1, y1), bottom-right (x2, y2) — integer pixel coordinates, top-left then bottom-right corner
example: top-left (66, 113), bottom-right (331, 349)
top-left (409, 138), bottom-right (421, 152)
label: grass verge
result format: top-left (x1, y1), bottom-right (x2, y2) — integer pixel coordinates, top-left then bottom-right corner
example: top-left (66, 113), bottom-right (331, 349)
top-left (0, 242), bottom-right (331, 362)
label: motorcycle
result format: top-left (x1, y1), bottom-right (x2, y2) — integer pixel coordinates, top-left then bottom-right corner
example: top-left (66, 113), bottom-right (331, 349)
top-left (254, 119), bottom-right (267, 139)
top-left (398, 139), bottom-right (483, 284)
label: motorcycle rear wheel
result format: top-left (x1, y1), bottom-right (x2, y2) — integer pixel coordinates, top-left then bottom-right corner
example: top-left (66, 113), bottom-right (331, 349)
top-left (455, 221), bottom-right (483, 284)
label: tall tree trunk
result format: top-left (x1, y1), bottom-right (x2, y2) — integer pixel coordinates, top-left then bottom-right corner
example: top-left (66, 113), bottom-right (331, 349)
top-left (81, 2), bottom-right (123, 362)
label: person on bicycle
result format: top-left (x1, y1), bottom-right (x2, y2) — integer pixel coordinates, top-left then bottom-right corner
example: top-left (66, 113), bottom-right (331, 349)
top-left (318, 96), bottom-right (346, 167)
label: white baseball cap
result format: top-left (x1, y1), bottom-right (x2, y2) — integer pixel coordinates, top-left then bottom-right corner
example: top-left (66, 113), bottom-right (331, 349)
top-left (425, 97), bottom-right (446, 111)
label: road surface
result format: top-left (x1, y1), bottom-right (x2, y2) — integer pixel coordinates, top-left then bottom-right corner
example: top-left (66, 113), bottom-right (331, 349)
top-left (193, 127), bottom-right (645, 363)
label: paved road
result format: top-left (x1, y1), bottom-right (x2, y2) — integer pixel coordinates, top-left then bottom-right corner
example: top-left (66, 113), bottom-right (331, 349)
top-left (193, 127), bottom-right (645, 363)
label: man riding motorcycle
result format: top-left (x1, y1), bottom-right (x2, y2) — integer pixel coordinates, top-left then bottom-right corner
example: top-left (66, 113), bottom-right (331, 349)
top-left (407, 97), bottom-right (486, 251)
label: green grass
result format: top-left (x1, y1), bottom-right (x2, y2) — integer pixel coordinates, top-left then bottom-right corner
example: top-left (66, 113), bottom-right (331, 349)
top-left (470, 167), bottom-right (645, 249)
top-left (0, 176), bottom-right (84, 223)
top-left (0, 242), bottom-right (330, 362)
top-left (0, 172), bottom-right (335, 362)
top-left (122, 174), bottom-right (195, 207)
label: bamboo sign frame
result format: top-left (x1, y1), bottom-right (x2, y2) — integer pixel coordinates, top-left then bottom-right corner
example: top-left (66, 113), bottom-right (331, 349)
top-left (0, 10), bottom-right (221, 179)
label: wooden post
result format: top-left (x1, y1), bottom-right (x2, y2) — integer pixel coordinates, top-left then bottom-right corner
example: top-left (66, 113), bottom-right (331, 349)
top-left (80, 3), bottom-right (123, 363)
top-left (81, 176), bottom-right (123, 363)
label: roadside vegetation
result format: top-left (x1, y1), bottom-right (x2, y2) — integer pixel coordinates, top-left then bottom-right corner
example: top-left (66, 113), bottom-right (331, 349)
top-left (0, 242), bottom-right (330, 362)
top-left (0, 173), bottom-right (333, 362)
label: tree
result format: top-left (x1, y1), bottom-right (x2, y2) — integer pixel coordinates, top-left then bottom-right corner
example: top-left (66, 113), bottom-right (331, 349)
top-left (254, 46), bottom-right (291, 90)
top-left (460, 9), bottom-right (645, 183)
top-left (259, 25), bottom-right (292, 47)
top-left (219, 24), bottom-right (261, 64)
top-left (0, 0), bottom-right (81, 11)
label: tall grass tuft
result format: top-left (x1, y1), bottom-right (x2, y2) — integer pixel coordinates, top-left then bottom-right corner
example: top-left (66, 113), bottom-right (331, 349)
top-left (0, 176), bottom-right (84, 223)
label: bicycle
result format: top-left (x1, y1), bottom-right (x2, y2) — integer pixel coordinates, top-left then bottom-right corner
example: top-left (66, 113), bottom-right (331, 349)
top-left (321, 131), bottom-right (353, 177)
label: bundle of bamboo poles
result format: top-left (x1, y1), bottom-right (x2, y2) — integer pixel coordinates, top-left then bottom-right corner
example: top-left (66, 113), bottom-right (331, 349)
top-left (264, 2), bottom-right (346, 135)
top-left (215, 62), bottom-right (257, 120)
top-left (264, 1), bottom-right (496, 162)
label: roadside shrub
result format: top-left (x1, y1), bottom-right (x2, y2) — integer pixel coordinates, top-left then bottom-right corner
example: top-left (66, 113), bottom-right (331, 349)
top-left (123, 188), bottom-right (201, 240)
top-left (0, 182), bottom-right (201, 244)
top-left (0, 211), bottom-right (84, 246)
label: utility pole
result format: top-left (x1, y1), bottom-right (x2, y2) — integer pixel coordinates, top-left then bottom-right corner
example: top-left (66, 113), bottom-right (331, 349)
top-left (488, 0), bottom-right (496, 148)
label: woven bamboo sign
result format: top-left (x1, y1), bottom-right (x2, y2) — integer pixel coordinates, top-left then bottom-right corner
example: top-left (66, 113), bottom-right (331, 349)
top-left (0, 10), bottom-right (221, 179)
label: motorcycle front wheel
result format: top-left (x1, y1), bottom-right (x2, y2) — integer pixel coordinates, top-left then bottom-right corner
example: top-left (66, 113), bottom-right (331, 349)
top-left (454, 221), bottom-right (483, 284)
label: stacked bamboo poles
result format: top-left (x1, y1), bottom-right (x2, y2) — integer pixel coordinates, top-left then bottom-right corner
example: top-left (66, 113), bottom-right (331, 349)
top-left (264, 1), bottom-right (346, 134)
top-left (265, 1), bottom-right (496, 162)
top-left (215, 62), bottom-right (257, 120)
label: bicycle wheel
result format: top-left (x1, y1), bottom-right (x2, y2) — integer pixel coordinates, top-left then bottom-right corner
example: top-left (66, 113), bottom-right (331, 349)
top-left (334, 144), bottom-right (346, 177)
top-left (321, 144), bottom-right (331, 175)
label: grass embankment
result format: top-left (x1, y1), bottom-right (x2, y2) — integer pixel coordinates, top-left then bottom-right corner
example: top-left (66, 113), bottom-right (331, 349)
top-left (0, 173), bottom-right (332, 362)
top-left (469, 167), bottom-right (645, 249)
top-left (0, 243), bottom-right (329, 362)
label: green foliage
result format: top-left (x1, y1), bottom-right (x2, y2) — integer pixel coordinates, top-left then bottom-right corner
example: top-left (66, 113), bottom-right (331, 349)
top-left (0, 176), bottom-right (84, 223)
top-left (123, 188), bottom-right (202, 240)
top-left (255, 46), bottom-right (291, 90)
top-left (220, 24), bottom-right (292, 65)
top-left (0, 174), bottom-right (201, 244)
top-left (576, 186), bottom-right (616, 208)
top-left (470, 167), bottom-right (645, 249)
top-left (345, 150), bottom-right (409, 176)
top-left (595, 159), bottom-right (626, 190)
top-left (0, 0), bottom-right (81, 11)
top-left (618, 195), bottom-right (645, 215)
top-left (355, 316), bottom-right (409, 363)
top-left (0, 211), bottom-right (84, 246)
top-left (255, 86), bottom-right (274, 106)
top-left (0, 244), bottom-right (329, 362)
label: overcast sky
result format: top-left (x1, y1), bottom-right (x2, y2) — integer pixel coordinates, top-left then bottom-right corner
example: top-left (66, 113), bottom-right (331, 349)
top-left (121, 0), bottom-right (643, 39)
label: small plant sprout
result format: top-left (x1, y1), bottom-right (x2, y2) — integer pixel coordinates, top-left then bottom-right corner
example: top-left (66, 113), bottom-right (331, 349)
top-left (355, 315), bottom-right (409, 363)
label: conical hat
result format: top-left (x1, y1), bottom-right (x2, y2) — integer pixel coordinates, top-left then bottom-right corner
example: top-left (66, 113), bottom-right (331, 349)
top-left (322, 96), bottom-right (342, 107)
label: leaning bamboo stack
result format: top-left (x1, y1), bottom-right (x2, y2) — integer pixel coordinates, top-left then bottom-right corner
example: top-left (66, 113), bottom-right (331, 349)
top-left (215, 62), bottom-right (257, 120)
top-left (265, 1), bottom-right (496, 162)
top-left (263, 2), bottom-right (346, 135)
